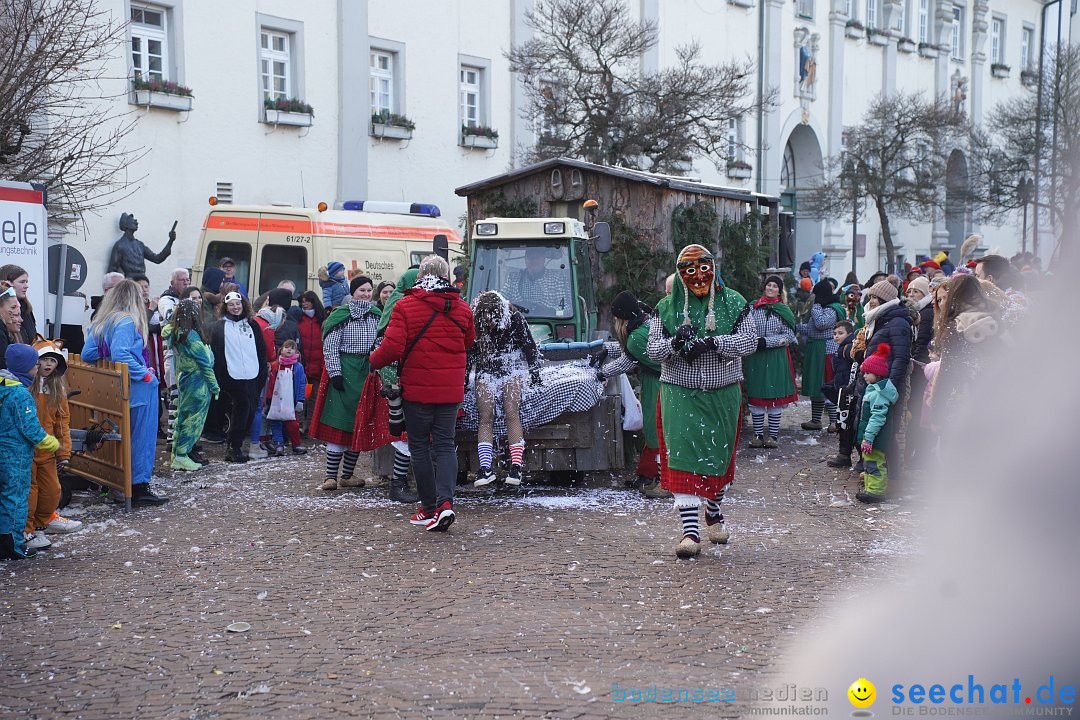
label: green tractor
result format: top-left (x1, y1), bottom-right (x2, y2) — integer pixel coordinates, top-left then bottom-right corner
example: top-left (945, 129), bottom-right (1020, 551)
top-left (465, 216), bottom-right (611, 349)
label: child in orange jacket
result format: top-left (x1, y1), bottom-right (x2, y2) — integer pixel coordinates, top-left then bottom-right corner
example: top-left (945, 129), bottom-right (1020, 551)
top-left (25, 341), bottom-right (82, 552)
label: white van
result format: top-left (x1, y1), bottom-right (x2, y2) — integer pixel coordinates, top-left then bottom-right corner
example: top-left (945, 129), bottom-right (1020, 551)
top-left (190, 200), bottom-right (462, 297)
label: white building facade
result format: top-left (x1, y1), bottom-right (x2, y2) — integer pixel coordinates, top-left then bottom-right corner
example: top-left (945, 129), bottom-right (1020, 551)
top-left (61, 0), bottom-right (1057, 300)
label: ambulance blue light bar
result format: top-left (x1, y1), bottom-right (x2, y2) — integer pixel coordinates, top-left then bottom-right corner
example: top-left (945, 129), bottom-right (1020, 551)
top-left (341, 200), bottom-right (441, 217)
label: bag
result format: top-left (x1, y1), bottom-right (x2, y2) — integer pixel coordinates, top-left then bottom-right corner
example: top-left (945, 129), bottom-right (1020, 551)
top-left (266, 368), bottom-right (295, 421)
top-left (617, 373), bottom-right (644, 432)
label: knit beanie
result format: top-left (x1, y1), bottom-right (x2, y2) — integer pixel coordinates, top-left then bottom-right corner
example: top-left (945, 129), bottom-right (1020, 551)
top-left (907, 276), bottom-right (930, 298)
top-left (202, 267), bottom-right (226, 294)
top-left (611, 291), bottom-right (644, 322)
top-left (4, 343), bottom-right (39, 386)
top-left (267, 287), bottom-right (293, 310)
top-left (861, 342), bottom-right (891, 377)
top-left (799, 277), bottom-right (813, 292)
top-left (327, 261), bottom-right (346, 278)
top-left (350, 275), bottom-right (373, 296)
top-left (764, 275), bottom-right (785, 292)
top-left (811, 279), bottom-right (837, 306)
top-left (868, 279), bottom-right (899, 303)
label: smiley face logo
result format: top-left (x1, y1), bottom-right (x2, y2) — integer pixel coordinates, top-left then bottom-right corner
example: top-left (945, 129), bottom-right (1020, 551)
top-left (848, 678), bottom-right (877, 709)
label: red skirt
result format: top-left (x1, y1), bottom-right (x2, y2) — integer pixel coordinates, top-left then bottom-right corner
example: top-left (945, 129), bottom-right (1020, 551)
top-left (824, 354), bottom-right (835, 385)
top-left (657, 401), bottom-right (741, 498)
top-left (308, 372), bottom-right (352, 446)
top-left (351, 373), bottom-right (394, 452)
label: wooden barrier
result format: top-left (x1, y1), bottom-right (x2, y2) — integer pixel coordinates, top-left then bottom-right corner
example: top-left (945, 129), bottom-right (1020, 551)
top-left (65, 355), bottom-right (133, 512)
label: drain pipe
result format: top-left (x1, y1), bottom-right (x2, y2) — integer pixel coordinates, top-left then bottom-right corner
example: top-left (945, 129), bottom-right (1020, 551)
top-left (755, 0), bottom-right (766, 195)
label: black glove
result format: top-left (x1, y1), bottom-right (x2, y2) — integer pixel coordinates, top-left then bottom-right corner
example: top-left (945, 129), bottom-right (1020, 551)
top-left (530, 368), bottom-right (542, 386)
top-left (167, 230), bottom-right (176, 243)
top-left (595, 369), bottom-right (606, 382)
top-left (589, 347), bottom-right (608, 368)
top-left (682, 336), bottom-right (717, 363)
top-left (380, 383), bottom-right (401, 400)
top-left (330, 375), bottom-right (345, 392)
top-left (756, 337), bottom-right (767, 352)
top-left (671, 324), bottom-right (696, 352)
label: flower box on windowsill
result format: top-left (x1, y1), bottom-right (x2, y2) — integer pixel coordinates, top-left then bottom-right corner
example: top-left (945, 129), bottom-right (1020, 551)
top-left (727, 0), bottom-right (754, 7)
top-left (845, 22), bottom-right (865, 40)
top-left (918, 42), bottom-right (939, 59)
top-left (461, 133), bottom-right (498, 149)
top-left (991, 63), bottom-right (1011, 79)
top-left (868, 29), bottom-right (889, 46)
top-left (726, 163), bottom-right (752, 181)
top-left (1020, 69), bottom-right (1038, 87)
top-left (265, 109), bottom-right (312, 127)
top-left (898, 38), bottom-right (916, 53)
top-left (371, 123), bottom-right (413, 140)
top-left (132, 89), bottom-right (193, 111)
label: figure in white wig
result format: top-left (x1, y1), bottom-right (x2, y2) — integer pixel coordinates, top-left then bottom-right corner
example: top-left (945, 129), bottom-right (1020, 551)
top-left (468, 291), bottom-right (541, 487)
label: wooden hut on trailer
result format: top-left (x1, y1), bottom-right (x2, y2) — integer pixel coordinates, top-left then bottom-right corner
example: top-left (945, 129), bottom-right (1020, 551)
top-left (455, 158), bottom-right (783, 310)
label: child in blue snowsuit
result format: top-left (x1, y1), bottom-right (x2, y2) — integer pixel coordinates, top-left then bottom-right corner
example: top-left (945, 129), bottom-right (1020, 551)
top-left (0, 344), bottom-right (59, 559)
top-left (855, 342), bottom-right (899, 503)
top-left (319, 261), bottom-right (350, 308)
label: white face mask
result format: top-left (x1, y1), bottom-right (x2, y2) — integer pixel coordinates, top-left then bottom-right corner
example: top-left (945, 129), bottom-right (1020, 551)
top-left (303, 308), bottom-right (315, 318)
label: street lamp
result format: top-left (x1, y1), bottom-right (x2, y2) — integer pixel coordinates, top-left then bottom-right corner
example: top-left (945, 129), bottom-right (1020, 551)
top-left (1017, 176), bottom-right (1035, 254)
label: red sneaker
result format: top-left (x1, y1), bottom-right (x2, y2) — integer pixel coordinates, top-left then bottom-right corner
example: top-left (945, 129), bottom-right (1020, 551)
top-left (427, 501), bottom-right (455, 532)
top-left (410, 507), bottom-right (436, 528)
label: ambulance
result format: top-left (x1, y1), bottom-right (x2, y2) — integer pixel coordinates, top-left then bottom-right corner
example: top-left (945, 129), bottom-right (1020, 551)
top-left (190, 200), bottom-right (462, 297)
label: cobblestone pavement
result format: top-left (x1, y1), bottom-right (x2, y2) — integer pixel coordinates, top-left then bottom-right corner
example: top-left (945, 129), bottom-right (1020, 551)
top-left (0, 407), bottom-right (918, 719)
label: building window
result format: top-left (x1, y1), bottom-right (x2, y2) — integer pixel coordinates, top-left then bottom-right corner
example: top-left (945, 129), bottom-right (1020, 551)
top-left (1020, 25), bottom-right (1034, 71)
top-left (796, 0), bottom-right (813, 20)
top-left (460, 66), bottom-right (481, 128)
top-left (918, 0), bottom-right (929, 43)
top-left (131, 3), bottom-right (168, 82)
top-left (866, 0), bottom-right (878, 30)
top-left (726, 119), bottom-right (740, 163)
top-left (846, 0), bottom-right (854, 19)
top-left (990, 17), bottom-right (1005, 65)
top-left (371, 51), bottom-right (394, 115)
top-left (260, 30), bottom-right (290, 100)
top-left (951, 5), bottom-right (964, 62)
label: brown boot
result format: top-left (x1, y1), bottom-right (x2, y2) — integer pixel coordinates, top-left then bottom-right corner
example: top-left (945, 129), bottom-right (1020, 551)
top-left (319, 477), bottom-right (338, 491)
top-left (641, 479), bottom-right (673, 499)
top-left (338, 476), bottom-right (366, 489)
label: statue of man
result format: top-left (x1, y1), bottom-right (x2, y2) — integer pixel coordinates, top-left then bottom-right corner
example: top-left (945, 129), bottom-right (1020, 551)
top-left (107, 213), bottom-right (176, 278)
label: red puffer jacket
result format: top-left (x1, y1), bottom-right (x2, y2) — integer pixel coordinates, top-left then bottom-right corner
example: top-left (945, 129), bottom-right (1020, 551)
top-left (370, 285), bottom-right (475, 403)
top-left (253, 316), bottom-right (277, 364)
top-left (296, 313), bottom-right (324, 385)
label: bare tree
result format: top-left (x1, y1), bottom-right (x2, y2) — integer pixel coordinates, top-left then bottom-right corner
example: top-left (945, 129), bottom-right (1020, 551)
top-left (969, 45), bottom-right (1080, 259)
top-left (506, 0), bottom-right (771, 174)
top-left (801, 92), bottom-right (968, 274)
top-left (0, 0), bottom-right (143, 216)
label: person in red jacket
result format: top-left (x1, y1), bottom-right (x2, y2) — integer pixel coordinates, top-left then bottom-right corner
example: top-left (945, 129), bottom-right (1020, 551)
top-left (292, 291), bottom-right (326, 430)
top-left (369, 255), bottom-right (475, 532)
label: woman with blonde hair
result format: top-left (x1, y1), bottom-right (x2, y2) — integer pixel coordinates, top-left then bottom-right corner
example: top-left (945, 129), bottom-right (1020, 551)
top-left (0, 264), bottom-right (36, 343)
top-left (82, 279), bottom-right (168, 504)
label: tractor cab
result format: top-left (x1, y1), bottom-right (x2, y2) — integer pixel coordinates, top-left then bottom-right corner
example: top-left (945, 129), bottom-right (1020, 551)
top-left (467, 217), bottom-right (610, 347)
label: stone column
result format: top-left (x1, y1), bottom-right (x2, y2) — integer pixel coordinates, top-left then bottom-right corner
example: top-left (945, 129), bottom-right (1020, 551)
top-left (761, 0), bottom-right (787, 198)
top-left (511, 0), bottom-right (536, 168)
top-left (881, 0), bottom-right (902, 95)
top-left (821, 1), bottom-right (850, 268)
top-left (930, 0), bottom-right (955, 251)
top-left (337, 0), bottom-right (369, 203)
top-left (639, 0), bottom-right (660, 74)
